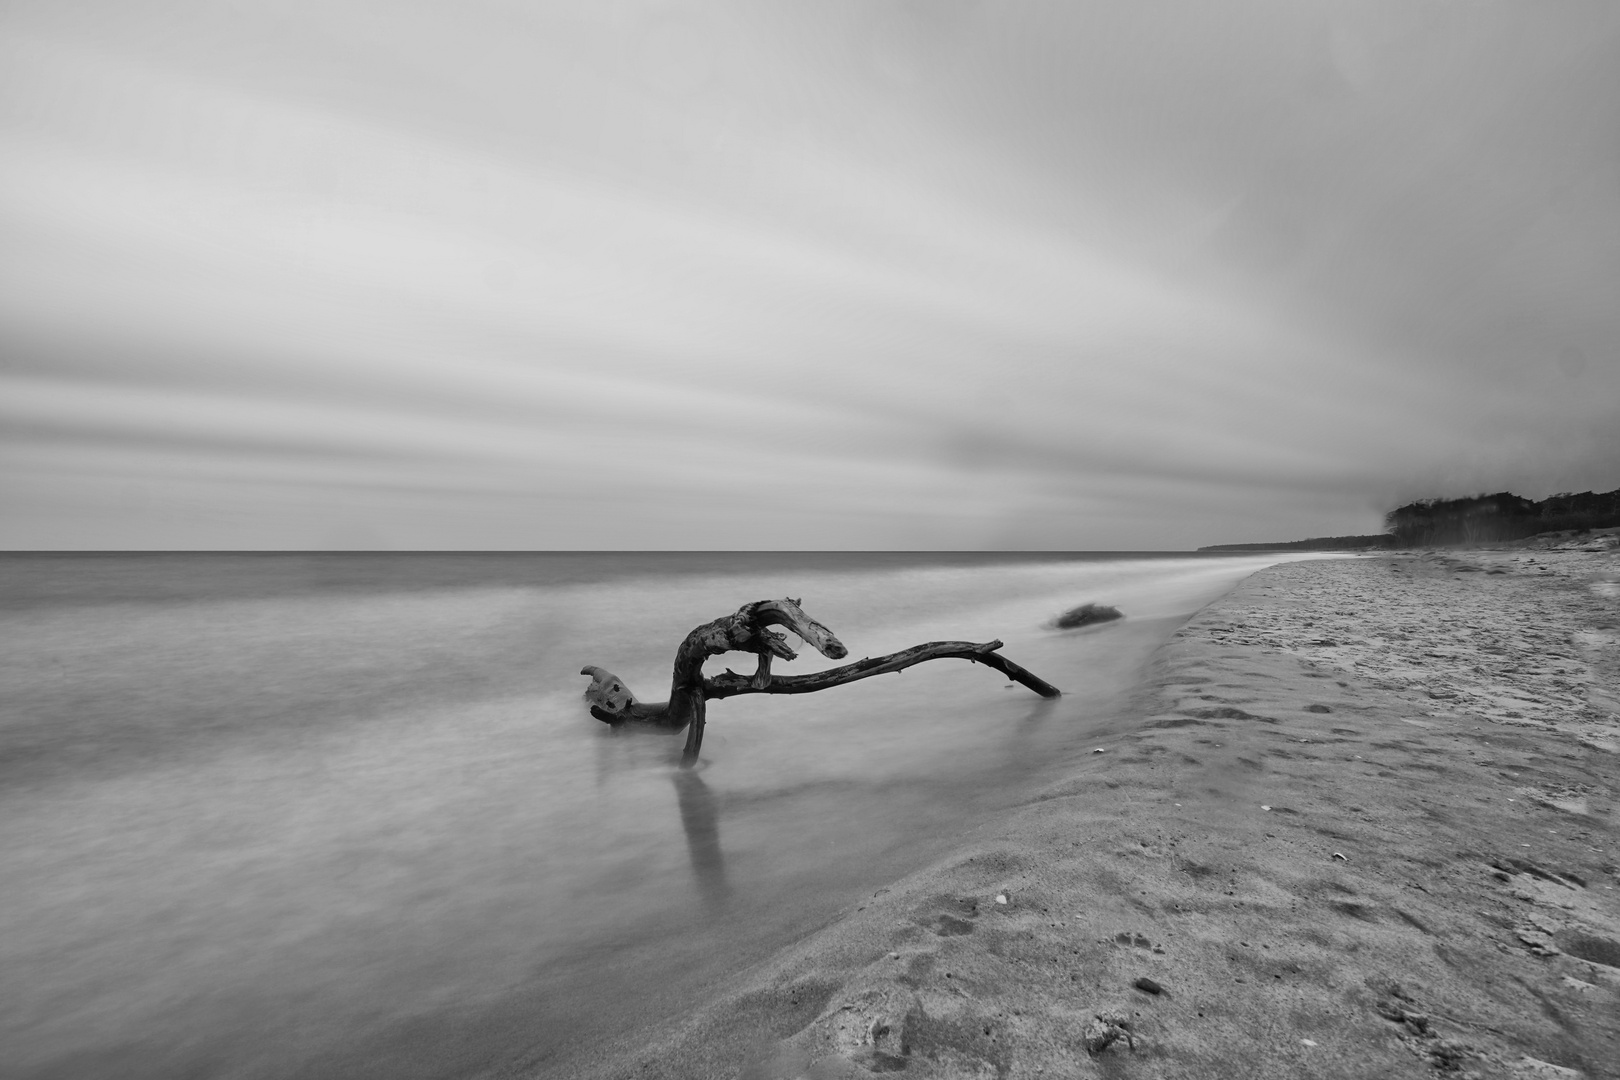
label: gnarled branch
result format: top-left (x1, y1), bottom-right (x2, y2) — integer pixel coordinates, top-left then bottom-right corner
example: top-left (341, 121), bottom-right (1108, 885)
top-left (581, 598), bottom-right (1059, 765)
top-left (706, 640), bottom-right (1059, 699)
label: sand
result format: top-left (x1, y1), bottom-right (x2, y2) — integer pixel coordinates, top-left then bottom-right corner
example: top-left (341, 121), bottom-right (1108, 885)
top-left (543, 541), bottom-right (1620, 1080)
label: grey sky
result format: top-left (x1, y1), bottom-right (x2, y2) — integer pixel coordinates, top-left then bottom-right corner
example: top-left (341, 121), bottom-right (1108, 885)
top-left (2, 1), bottom-right (1616, 549)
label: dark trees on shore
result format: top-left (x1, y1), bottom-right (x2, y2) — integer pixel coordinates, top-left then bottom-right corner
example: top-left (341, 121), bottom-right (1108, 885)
top-left (1384, 488), bottom-right (1620, 547)
top-left (1199, 487), bottom-right (1619, 551)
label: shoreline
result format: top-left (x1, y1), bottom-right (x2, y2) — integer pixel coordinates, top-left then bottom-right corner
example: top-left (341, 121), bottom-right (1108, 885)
top-left (554, 549), bottom-right (1620, 1080)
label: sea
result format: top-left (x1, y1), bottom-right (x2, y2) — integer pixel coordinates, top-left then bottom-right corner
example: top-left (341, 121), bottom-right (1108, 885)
top-left (0, 551), bottom-right (1320, 1079)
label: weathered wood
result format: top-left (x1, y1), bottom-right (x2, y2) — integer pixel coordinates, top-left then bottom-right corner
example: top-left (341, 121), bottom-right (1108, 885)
top-left (705, 639), bottom-right (1062, 700)
top-left (581, 597), bottom-right (1060, 765)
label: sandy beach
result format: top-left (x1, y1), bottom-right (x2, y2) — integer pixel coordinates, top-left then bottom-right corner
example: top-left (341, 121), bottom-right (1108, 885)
top-left (555, 542), bottom-right (1620, 1080)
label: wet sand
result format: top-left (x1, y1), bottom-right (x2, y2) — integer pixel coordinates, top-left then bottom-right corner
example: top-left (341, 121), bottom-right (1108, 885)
top-left (553, 542), bottom-right (1620, 1080)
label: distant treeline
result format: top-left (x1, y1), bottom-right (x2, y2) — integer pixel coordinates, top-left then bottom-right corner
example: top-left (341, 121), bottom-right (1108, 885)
top-left (1200, 487), bottom-right (1620, 551)
top-left (1383, 488), bottom-right (1620, 546)
top-left (1199, 534), bottom-right (1395, 553)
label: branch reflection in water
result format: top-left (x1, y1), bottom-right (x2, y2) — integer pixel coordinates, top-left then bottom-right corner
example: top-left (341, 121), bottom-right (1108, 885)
top-left (672, 768), bottom-right (728, 905)
top-left (593, 720), bottom-right (728, 904)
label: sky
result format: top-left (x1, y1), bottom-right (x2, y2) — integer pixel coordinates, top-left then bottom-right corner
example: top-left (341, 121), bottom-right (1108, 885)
top-left (2, 1), bottom-right (1617, 550)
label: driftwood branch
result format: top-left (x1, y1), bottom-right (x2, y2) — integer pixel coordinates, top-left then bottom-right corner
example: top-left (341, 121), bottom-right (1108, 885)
top-left (581, 598), bottom-right (1059, 765)
top-left (706, 640), bottom-right (1060, 699)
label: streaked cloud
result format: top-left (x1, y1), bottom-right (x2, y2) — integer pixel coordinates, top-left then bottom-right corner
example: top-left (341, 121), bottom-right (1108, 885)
top-left (2, 1), bottom-right (1616, 548)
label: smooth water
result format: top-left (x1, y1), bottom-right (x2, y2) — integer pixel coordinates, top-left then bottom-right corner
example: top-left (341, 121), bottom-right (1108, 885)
top-left (0, 552), bottom-right (1312, 1078)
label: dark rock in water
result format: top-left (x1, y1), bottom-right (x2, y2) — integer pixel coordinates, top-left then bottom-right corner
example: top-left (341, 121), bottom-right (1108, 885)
top-left (1053, 603), bottom-right (1123, 630)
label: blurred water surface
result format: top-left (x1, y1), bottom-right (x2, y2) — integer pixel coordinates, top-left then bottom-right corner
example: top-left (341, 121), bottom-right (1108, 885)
top-left (0, 551), bottom-right (1311, 1078)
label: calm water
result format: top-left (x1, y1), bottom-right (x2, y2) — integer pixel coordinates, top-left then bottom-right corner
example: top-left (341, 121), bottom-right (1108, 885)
top-left (0, 552), bottom-right (1313, 1078)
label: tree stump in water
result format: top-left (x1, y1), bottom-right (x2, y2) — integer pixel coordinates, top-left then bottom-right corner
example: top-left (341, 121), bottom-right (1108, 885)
top-left (580, 597), bottom-right (1060, 765)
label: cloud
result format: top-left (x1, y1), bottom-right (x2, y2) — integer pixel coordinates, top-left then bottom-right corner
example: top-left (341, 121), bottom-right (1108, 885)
top-left (2, 1), bottom-right (1616, 548)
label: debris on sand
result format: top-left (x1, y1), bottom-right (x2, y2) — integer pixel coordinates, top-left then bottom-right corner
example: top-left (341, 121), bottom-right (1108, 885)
top-left (1081, 1011), bottom-right (1136, 1054)
top-left (1053, 603), bottom-right (1124, 630)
